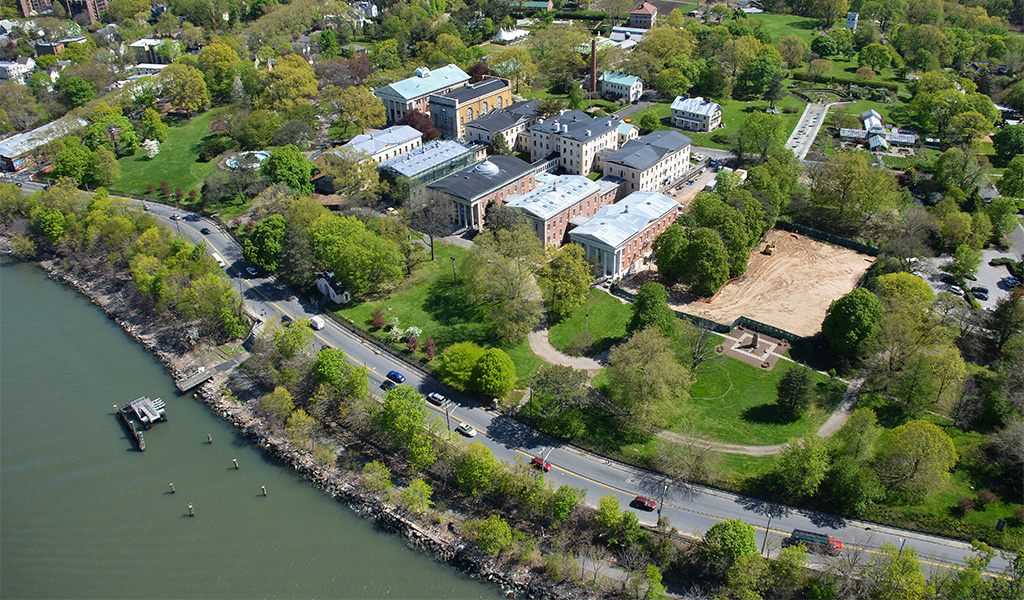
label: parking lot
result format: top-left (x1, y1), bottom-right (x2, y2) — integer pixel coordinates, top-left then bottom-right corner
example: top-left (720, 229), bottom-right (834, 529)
top-left (920, 225), bottom-right (1024, 310)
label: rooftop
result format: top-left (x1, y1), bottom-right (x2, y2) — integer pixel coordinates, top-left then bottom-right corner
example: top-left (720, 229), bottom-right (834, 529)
top-left (505, 175), bottom-right (600, 220)
top-left (0, 116), bottom-right (88, 159)
top-left (570, 191), bottom-right (677, 249)
top-left (632, 2), bottom-right (656, 14)
top-left (433, 76), bottom-right (508, 104)
top-left (671, 96), bottom-right (721, 117)
top-left (531, 111), bottom-right (620, 142)
top-left (465, 100), bottom-right (538, 135)
top-left (129, 38), bottom-right (162, 47)
top-left (375, 64), bottom-right (470, 102)
top-left (341, 125), bottom-right (421, 156)
top-left (428, 155), bottom-right (535, 201)
top-left (600, 71), bottom-right (642, 87)
top-left (604, 129), bottom-right (691, 171)
top-left (380, 139), bottom-right (473, 178)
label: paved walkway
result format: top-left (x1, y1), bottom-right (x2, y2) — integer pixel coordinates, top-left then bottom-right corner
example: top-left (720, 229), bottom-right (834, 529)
top-left (528, 319), bottom-right (865, 456)
top-left (785, 102), bottom-right (835, 160)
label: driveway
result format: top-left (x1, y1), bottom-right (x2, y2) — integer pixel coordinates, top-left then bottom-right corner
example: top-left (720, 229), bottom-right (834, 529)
top-left (614, 101), bottom-right (654, 119)
top-left (785, 103), bottom-right (831, 160)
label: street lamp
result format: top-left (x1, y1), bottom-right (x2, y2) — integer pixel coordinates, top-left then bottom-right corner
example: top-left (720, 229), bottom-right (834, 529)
top-left (585, 312), bottom-right (589, 338)
top-left (450, 255), bottom-right (457, 284)
top-left (444, 403), bottom-right (451, 439)
top-left (761, 513), bottom-right (773, 557)
top-left (657, 482), bottom-right (668, 520)
top-left (898, 538), bottom-right (906, 556)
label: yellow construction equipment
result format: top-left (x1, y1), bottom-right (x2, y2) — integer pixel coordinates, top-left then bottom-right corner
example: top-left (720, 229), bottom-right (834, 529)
top-left (763, 242), bottom-right (776, 255)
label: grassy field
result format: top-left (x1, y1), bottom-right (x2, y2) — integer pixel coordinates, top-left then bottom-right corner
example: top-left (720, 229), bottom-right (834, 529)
top-left (548, 287), bottom-right (631, 355)
top-left (332, 242), bottom-right (544, 383)
top-left (749, 13), bottom-right (820, 44)
top-left (670, 358), bottom-right (843, 445)
top-left (113, 108), bottom-right (225, 199)
top-left (686, 93), bottom-right (805, 149)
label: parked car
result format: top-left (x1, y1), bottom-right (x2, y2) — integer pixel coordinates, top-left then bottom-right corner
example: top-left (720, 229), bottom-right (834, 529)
top-left (386, 370), bottom-right (405, 383)
top-left (971, 286), bottom-right (989, 295)
top-left (532, 457), bottom-right (552, 472)
top-left (1006, 276), bottom-right (1021, 288)
top-left (939, 273), bottom-right (955, 285)
top-left (455, 422), bottom-right (476, 437)
top-left (949, 285), bottom-right (964, 296)
top-left (426, 392), bottom-right (446, 405)
top-left (630, 496), bottom-right (656, 511)
top-left (309, 316), bottom-right (325, 330)
top-left (200, 227), bottom-right (211, 235)
top-left (975, 291), bottom-right (989, 301)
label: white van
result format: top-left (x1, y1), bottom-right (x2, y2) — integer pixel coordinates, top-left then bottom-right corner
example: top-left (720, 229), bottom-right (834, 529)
top-left (310, 316), bottom-right (326, 330)
top-left (210, 252), bottom-right (226, 268)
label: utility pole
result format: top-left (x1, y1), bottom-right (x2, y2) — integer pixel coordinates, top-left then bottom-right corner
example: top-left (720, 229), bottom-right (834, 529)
top-left (761, 513), bottom-right (773, 557)
top-left (657, 482), bottom-right (668, 520)
top-left (450, 255), bottom-right (457, 284)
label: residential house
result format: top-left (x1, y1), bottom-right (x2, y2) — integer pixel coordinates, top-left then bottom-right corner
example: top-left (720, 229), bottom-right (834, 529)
top-left (341, 43), bottom-right (367, 57)
top-left (628, 2), bottom-right (657, 29)
top-left (427, 156), bottom-right (538, 230)
top-left (428, 76), bottom-right (512, 139)
top-left (671, 96), bottom-right (723, 132)
top-left (316, 275), bottom-right (351, 304)
top-left (0, 57), bottom-right (35, 84)
top-left (528, 110), bottom-right (625, 175)
top-left (846, 11), bottom-right (859, 31)
top-left (506, 175), bottom-right (619, 245)
top-left (379, 139), bottom-right (477, 184)
top-left (598, 71), bottom-right (644, 103)
top-left (568, 191), bottom-right (681, 280)
top-left (0, 116), bottom-right (87, 171)
top-left (374, 64), bottom-right (470, 124)
top-left (602, 130), bottom-right (692, 194)
top-left (340, 125), bottom-right (422, 163)
top-left (464, 100), bottom-right (539, 152)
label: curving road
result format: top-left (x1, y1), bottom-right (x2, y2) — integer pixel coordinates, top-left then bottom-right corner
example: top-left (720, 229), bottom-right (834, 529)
top-left (140, 200), bottom-right (1012, 578)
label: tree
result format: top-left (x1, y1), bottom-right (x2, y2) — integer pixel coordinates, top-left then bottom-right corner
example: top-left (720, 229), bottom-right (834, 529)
top-left (321, 85), bottom-right (385, 135)
top-left (87, 146), bottom-right (120, 188)
top-left (285, 408), bottom-right (318, 449)
top-left (395, 109), bottom-right (441, 141)
top-left (259, 386), bottom-right (295, 422)
top-left (776, 367), bottom-right (816, 419)
top-left (944, 244), bottom-right (982, 283)
top-left (934, 147), bottom-right (986, 194)
top-left (244, 214), bottom-right (287, 271)
top-left (159, 63), bottom-right (209, 116)
top-left (470, 253), bottom-right (543, 343)
top-left (701, 519), bottom-right (757, 566)
top-left (84, 114), bottom-right (140, 157)
top-left (815, 0), bottom-right (849, 28)
top-left (627, 282), bottom-right (676, 337)
top-left (472, 348), bottom-right (516, 398)
top-left (488, 46), bottom-right (537, 93)
top-left (60, 76), bottom-right (97, 107)
top-left (438, 341), bottom-right (486, 389)
top-left (985, 196), bottom-right (1019, 240)
top-left (996, 154), bottom-right (1024, 199)
top-left (874, 420), bottom-right (958, 498)
top-left (319, 147), bottom-right (382, 201)
top-left (807, 58), bottom-right (833, 82)
top-left (776, 35), bottom-right (806, 69)
top-left (456, 441), bottom-right (501, 496)
top-left (409, 190), bottom-right (452, 261)
top-left (989, 291), bottom-right (1024, 353)
top-left (947, 111), bottom-right (992, 149)
top-left (684, 227), bottom-right (730, 298)
top-left (261, 145), bottom-right (314, 195)
top-left (259, 54), bottom-right (317, 111)
top-left (141, 108), bottom-right (169, 143)
top-left (653, 68), bottom-right (692, 98)
top-left (310, 215), bottom-right (403, 295)
top-left (809, 151), bottom-right (900, 231)
top-left (992, 124), bottom-right (1024, 165)
top-left (197, 42), bottom-right (240, 103)
top-left (861, 542), bottom-right (935, 600)
top-left (737, 54), bottom-right (782, 99)
top-left (606, 327), bottom-right (690, 430)
top-left (361, 460), bottom-right (392, 493)
top-left (858, 43), bottom-right (891, 72)
top-left (53, 144), bottom-right (92, 184)
top-left (545, 244), bottom-right (593, 319)
top-left (530, 364), bottom-right (589, 414)
top-left (822, 287), bottom-right (883, 359)
top-left (465, 514), bottom-right (513, 555)
top-left (376, 385), bottom-right (430, 448)
top-left (810, 35), bottom-right (839, 58)
top-left (488, 131), bottom-right (511, 156)
top-left (736, 111), bottom-right (785, 161)
top-left (35, 206), bottom-right (66, 244)
top-left (635, 108), bottom-right (662, 132)
top-left (774, 434), bottom-right (830, 498)
top-left (399, 479), bottom-right (434, 514)
top-left (273, 318), bottom-right (313, 359)
top-left (236, 109), bottom-right (279, 149)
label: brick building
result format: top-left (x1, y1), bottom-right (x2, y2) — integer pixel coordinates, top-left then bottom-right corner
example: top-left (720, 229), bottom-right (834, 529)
top-left (506, 175), bottom-right (620, 246)
top-left (429, 76), bottom-right (512, 139)
top-left (427, 156), bottom-right (538, 230)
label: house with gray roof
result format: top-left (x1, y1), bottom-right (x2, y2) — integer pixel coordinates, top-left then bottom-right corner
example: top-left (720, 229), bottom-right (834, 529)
top-left (529, 110), bottom-right (629, 175)
top-left (568, 191), bottom-right (681, 280)
top-left (598, 71), bottom-right (644, 103)
top-left (506, 174), bottom-right (619, 246)
top-left (427, 156), bottom-right (538, 230)
top-left (602, 129), bottom-right (692, 194)
top-left (671, 96), bottom-right (722, 132)
top-left (340, 125), bottom-right (421, 163)
top-left (374, 64), bottom-right (470, 124)
top-left (464, 100), bottom-right (539, 152)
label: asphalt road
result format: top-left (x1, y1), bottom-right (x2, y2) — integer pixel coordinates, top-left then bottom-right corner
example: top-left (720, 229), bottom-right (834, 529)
top-left (786, 103), bottom-right (830, 160)
top-left (138, 200), bottom-right (1012, 577)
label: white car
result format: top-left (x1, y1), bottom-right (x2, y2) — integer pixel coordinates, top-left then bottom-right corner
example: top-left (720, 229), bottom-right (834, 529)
top-left (426, 392), bottom-right (446, 406)
top-left (455, 423), bottom-right (476, 437)
top-left (949, 285), bottom-right (964, 296)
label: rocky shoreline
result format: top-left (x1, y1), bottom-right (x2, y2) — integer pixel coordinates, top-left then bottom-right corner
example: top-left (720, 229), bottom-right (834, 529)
top-left (30, 255), bottom-right (584, 600)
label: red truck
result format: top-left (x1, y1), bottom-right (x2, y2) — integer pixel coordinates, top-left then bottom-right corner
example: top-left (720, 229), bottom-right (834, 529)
top-left (784, 529), bottom-right (843, 555)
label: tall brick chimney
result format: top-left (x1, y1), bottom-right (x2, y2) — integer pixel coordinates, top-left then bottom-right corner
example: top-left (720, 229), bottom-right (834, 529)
top-left (590, 38), bottom-right (598, 94)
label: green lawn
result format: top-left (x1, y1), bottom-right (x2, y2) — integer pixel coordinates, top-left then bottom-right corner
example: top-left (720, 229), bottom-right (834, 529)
top-left (548, 287), bottom-right (631, 356)
top-left (113, 108), bottom-right (225, 200)
top-left (685, 93), bottom-right (805, 149)
top-left (332, 242), bottom-right (544, 383)
top-left (749, 13), bottom-right (820, 44)
top-left (670, 358), bottom-right (843, 445)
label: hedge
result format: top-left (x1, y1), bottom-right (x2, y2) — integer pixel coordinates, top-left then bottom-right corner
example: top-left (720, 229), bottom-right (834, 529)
top-left (790, 70), bottom-right (901, 92)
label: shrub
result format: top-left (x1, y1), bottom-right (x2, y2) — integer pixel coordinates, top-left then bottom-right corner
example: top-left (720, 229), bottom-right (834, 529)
top-left (1015, 507), bottom-right (1024, 524)
top-left (145, 183), bottom-right (154, 194)
top-left (958, 497), bottom-right (976, 513)
top-left (977, 489), bottom-right (998, 507)
top-left (159, 180), bottom-right (170, 197)
top-left (424, 338), bottom-right (436, 361)
top-left (407, 335), bottom-right (419, 353)
top-left (371, 309), bottom-right (385, 329)
top-left (198, 135), bottom-right (237, 162)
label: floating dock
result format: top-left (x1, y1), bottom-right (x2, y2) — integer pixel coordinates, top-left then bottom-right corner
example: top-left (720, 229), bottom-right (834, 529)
top-left (114, 397), bottom-right (167, 451)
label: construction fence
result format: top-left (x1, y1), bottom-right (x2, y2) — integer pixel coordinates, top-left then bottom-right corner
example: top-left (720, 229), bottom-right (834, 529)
top-left (775, 220), bottom-right (881, 257)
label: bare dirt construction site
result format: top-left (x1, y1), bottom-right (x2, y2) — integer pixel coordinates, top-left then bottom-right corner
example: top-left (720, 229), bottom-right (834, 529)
top-left (630, 230), bottom-right (876, 337)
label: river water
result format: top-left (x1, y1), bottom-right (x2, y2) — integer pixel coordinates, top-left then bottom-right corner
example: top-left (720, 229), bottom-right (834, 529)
top-left (0, 260), bottom-right (502, 599)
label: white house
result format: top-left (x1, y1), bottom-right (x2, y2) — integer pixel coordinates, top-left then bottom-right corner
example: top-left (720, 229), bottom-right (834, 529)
top-left (0, 57), bottom-right (34, 84)
top-left (602, 130), bottom-right (692, 194)
top-left (598, 71), bottom-right (644, 103)
top-left (374, 64), bottom-right (470, 124)
top-left (671, 96), bottom-right (723, 132)
top-left (316, 275), bottom-right (352, 304)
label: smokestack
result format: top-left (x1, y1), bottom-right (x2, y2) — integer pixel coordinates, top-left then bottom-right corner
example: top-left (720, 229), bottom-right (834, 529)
top-left (591, 38), bottom-right (597, 94)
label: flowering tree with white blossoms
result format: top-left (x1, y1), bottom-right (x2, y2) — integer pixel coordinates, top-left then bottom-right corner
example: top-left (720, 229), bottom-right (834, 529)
top-left (142, 139), bottom-right (160, 159)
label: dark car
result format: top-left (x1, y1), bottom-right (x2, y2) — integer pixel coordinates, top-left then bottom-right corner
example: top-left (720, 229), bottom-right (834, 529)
top-left (245, 266), bottom-right (258, 277)
top-left (381, 379), bottom-right (398, 391)
top-left (939, 273), bottom-right (956, 285)
top-left (630, 496), bottom-right (657, 511)
top-left (971, 286), bottom-right (989, 295)
top-left (200, 227), bottom-right (211, 234)
top-left (532, 457), bottom-right (552, 472)
top-left (386, 370), bottom-right (405, 383)
top-left (974, 291), bottom-right (989, 301)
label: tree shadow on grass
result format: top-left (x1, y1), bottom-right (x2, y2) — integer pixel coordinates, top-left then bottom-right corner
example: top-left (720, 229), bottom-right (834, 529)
top-left (743, 402), bottom-right (796, 425)
top-left (421, 276), bottom-right (490, 348)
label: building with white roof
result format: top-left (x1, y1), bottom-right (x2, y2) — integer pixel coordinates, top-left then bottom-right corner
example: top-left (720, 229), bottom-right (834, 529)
top-left (0, 57), bottom-right (34, 84)
top-left (379, 139), bottom-right (477, 184)
top-left (494, 28), bottom-right (529, 45)
top-left (602, 129), bottom-right (692, 194)
top-left (0, 116), bottom-right (87, 171)
top-left (671, 96), bottom-right (722, 132)
top-left (506, 175), bottom-right (619, 246)
top-left (861, 109), bottom-right (883, 131)
top-left (341, 125), bottom-right (421, 163)
top-left (529, 110), bottom-right (631, 175)
top-left (374, 64), bottom-right (470, 124)
top-left (598, 71), bottom-right (644, 103)
top-left (609, 26), bottom-right (648, 43)
top-left (568, 191), bottom-right (681, 280)
top-left (129, 38), bottom-right (165, 64)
